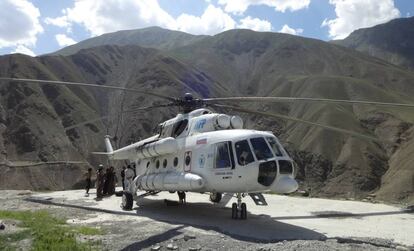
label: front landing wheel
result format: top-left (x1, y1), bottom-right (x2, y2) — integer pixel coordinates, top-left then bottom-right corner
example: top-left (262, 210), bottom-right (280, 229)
top-left (121, 192), bottom-right (133, 210)
top-left (231, 203), bottom-right (238, 219)
top-left (240, 203), bottom-right (247, 220)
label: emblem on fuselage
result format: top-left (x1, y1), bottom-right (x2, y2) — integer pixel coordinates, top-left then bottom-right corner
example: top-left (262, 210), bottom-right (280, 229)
top-left (199, 154), bottom-right (205, 168)
top-left (194, 119), bottom-right (207, 130)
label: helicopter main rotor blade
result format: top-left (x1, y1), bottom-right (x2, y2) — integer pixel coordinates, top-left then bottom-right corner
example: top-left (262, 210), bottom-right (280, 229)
top-left (3, 161), bottom-right (87, 167)
top-left (209, 103), bottom-right (390, 144)
top-left (0, 77), bottom-right (176, 101)
top-left (64, 103), bottom-right (176, 131)
top-left (204, 96), bottom-right (414, 108)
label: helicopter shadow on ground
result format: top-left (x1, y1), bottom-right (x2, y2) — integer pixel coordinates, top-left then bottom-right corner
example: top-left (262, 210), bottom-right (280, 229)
top-left (25, 195), bottom-right (326, 243)
top-left (131, 197), bottom-right (326, 243)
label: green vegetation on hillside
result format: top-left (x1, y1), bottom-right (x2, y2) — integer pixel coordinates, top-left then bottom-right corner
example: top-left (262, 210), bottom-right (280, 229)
top-left (0, 210), bottom-right (102, 251)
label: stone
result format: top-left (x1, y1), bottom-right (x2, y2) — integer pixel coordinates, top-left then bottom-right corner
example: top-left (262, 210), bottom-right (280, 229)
top-left (167, 243), bottom-right (178, 250)
top-left (151, 245), bottom-right (161, 251)
top-left (189, 246), bottom-right (201, 251)
top-left (395, 246), bottom-right (409, 251)
top-left (184, 234), bottom-right (196, 241)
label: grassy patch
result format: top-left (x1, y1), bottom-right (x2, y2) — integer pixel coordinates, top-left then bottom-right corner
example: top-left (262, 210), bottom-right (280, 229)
top-left (0, 210), bottom-right (102, 251)
top-left (76, 226), bottom-right (103, 236)
top-left (0, 229), bottom-right (31, 251)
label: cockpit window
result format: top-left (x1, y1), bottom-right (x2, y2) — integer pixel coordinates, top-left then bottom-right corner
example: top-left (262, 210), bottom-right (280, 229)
top-left (215, 142), bottom-right (234, 169)
top-left (235, 140), bottom-right (254, 166)
top-left (266, 137), bottom-right (283, 157)
top-left (250, 137), bottom-right (273, 161)
top-left (171, 119), bottom-right (188, 138)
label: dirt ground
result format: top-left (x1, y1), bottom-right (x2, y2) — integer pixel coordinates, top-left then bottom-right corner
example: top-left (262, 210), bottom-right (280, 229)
top-left (0, 189), bottom-right (413, 251)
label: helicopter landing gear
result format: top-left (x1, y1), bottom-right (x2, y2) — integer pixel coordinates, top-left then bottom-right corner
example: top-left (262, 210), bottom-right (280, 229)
top-left (231, 193), bottom-right (247, 220)
top-left (121, 192), bottom-right (133, 211)
top-left (210, 192), bottom-right (222, 203)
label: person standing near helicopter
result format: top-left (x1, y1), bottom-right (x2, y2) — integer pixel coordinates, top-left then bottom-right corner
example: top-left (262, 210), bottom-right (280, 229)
top-left (95, 164), bottom-right (104, 200)
top-left (84, 168), bottom-right (93, 197)
top-left (120, 166), bottom-right (126, 190)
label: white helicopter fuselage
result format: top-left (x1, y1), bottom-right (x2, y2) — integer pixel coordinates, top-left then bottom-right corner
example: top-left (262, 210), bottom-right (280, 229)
top-left (104, 109), bottom-right (298, 196)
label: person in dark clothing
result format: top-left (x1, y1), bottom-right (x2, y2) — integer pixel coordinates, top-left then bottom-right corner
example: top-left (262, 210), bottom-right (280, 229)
top-left (132, 163), bottom-right (137, 179)
top-left (178, 191), bottom-right (186, 204)
top-left (95, 165), bottom-right (104, 200)
top-left (120, 166), bottom-right (126, 190)
top-left (85, 168), bottom-right (92, 197)
top-left (103, 166), bottom-right (116, 196)
top-left (108, 166), bottom-right (116, 195)
top-left (103, 167), bottom-right (110, 196)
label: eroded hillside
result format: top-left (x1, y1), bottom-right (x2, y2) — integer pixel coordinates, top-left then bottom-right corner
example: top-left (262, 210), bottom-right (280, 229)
top-left (1, 28), bottom-right (413, 204)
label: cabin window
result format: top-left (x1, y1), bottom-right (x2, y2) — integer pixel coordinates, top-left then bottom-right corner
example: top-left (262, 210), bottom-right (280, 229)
top-left (185, 155), bottom-right (191, 166)
top-left (163, 159), bottom-right (167, 168)
top-left (156, 160), bottom-right (160, 169)
top-left (250, 137), bottom-right (273, 161)
top-left (171, 119), bottom-right (188, 138)
top-left (214, 142), bottom-right (234, 169)
top-left (235, 140), bottom-right (254, 166)
top-left (173, 157), bottom-right (179, 167)
top-left (278, 160), bottom-right (293, 174)
top-left (266, 137), bottom-right (283, 157)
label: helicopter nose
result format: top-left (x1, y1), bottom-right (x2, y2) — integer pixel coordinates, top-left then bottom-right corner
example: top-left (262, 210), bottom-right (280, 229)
top-left (256, 160), bottom-right (298, 194)
top-left (257, 161), bottom-right (278, 187)
top-left (270, 176), bottom-right (298, 194)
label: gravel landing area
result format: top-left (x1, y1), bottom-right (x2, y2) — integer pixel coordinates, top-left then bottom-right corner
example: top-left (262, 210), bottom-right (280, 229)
top-left (1, 190), bottom-right (413, 251)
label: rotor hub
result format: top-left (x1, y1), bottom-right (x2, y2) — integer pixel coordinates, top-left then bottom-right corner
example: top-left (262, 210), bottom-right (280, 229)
top-left (177, 93), bottom-right (205, 113)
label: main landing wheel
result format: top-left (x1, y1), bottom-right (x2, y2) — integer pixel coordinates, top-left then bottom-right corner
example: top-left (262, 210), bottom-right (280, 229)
top-left (121, 192), bottom-right (133, 210)
top-left (240, 203), bottom-right (247, 220)
top-left (231, 203), bottom-right (238, 219)
top-left (210, 192), bottom-right (222, 203)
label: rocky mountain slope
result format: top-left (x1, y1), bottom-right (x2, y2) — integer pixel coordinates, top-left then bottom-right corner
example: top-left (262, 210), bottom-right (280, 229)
top-left (334, 17), bottom-right (414, 70)
top-left (170, 29), bottom-right (414, 203)
top-left (1, 27), bottom-right (413, 204)
top-left (0, 45), bottom-right (225, 190)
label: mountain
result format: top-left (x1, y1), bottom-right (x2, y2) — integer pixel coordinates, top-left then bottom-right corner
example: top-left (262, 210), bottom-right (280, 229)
top-left (334, 17), bottom-right (414, 70)
top-left (1, 27), bottom-right (414, 204)
top-left (53, 27), bottom-right (207, 56)
top-left (0, 44), bottom-right (225, 190)
top-left (170, 29), bottom-right (414, 203)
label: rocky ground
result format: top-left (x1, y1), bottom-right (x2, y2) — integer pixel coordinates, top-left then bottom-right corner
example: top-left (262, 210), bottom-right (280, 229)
top-left (0, 190), bottom-right (413, 251)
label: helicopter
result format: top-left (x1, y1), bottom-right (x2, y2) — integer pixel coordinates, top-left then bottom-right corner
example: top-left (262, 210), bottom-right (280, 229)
top-left (1, 77), bottom-right (414, 220)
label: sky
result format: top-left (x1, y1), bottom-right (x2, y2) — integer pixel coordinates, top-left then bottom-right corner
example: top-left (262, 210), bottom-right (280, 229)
top-left (0, 0), bottom-right (413, 57)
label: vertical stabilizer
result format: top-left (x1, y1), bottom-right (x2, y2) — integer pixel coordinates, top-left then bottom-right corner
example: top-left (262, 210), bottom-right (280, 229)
top-left (104, 135), bottom-right (114, 153)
